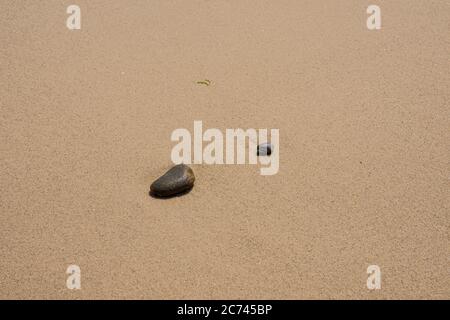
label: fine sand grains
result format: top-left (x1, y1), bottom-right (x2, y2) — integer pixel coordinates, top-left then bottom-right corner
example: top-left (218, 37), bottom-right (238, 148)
top-left (0, 0), bottom-right (449, 299)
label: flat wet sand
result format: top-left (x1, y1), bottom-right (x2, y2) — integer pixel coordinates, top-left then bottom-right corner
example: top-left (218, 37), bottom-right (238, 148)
top-left (0, 0), bottom-right (448, 299)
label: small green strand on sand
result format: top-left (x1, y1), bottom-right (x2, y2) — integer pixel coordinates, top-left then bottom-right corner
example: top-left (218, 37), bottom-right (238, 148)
top-left (196, 79), bottom-right (211, 86)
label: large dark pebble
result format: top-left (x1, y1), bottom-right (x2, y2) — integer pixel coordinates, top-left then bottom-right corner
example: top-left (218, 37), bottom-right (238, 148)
top-left (150, 164), bottom-right (195, 197)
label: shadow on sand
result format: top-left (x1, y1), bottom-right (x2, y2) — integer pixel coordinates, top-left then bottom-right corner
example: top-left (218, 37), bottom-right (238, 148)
top-left (148, 186), bottom-right (193, 200)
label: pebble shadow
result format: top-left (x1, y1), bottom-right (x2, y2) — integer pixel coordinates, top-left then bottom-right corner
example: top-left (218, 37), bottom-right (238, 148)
top-left (149, 186), bottom-right (193, 200)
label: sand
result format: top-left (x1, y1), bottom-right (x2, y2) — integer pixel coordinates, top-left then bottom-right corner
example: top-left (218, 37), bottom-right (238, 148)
top-left (0, 0), bottom-right (448, 299)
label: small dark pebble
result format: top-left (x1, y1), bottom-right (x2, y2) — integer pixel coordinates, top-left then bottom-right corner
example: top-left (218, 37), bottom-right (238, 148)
top-left (257, 143), bottom-right (273, 156)
top-left (150, 164), bottom-right (195, 198)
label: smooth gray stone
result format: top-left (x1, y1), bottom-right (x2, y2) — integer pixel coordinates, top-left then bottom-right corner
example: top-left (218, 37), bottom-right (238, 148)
top-left (257, 143), bottom-right (273, 156)
top-left (150, 164), bottom-right (195, 197)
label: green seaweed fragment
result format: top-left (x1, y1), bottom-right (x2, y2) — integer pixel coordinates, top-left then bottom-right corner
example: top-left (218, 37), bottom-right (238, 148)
top-left (196, 79), bottom-right (211, 86)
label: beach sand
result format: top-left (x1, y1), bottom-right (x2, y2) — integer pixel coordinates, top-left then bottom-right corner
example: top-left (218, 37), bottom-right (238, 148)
top-left (0, 0), bottom-right (448, 299)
